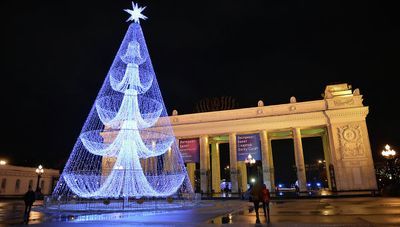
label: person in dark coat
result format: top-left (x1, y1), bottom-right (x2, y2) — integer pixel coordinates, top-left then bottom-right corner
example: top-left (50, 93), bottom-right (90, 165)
top-left (23, 185), bottom-right (36, 223)
top-left (250, 182), bottom-right (262, 223)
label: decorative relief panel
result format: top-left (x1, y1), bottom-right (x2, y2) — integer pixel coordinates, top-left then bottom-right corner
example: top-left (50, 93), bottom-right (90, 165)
top-left (337, 124), bottom-right (365, 159)
top-left (326, 96), bottom-right (364, 110)
top-left (333, 97), bottom-right (354, 106)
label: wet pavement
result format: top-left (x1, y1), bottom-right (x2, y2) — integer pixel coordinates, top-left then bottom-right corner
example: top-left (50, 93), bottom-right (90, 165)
top-left (1, 197), bottom-right (399, 226)
top-left (210, 197), bottom-right (400, 226)
top-left (0, 200), bottom-right (45, 225)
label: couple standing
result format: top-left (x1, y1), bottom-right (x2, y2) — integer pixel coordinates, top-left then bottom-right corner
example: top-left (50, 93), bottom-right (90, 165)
top-left (250, 183), bottom-right (271, 224)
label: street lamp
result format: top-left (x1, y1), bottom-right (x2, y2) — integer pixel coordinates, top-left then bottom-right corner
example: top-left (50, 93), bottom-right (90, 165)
top-left (381, 144), bottom-right (397, 180)
top-left (245, 154), bottom-right (258, 183)
top-left (35, 165), bottom-right (44, 192)
top-left (382, 144), bottom-right (396, 159)
top-left (223, 165), bottom-right (230, 182)
top-left (316, 159), bottom-right (327, 185)
top-left (245, 154), bottom-right (256, 165)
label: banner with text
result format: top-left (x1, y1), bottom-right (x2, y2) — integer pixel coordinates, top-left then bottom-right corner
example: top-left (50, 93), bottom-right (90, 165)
top-left (179, 138), bottom-right (200, 163)
top-left (237, 133), bottom-right (261, 161)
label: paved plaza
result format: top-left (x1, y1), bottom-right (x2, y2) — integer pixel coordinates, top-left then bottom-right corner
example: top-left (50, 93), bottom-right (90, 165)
top-left (0, 197), bottom-right (399, 226)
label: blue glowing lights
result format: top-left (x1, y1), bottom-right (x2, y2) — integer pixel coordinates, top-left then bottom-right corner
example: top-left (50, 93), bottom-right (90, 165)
top-left (52, 3), bottom-right (192, 199)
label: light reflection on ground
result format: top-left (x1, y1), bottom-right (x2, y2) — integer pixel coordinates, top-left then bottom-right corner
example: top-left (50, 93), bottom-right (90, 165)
top-left (1, 197), bottom-right (400, 225)
top-left (61, 210), bottom-right (171, 222)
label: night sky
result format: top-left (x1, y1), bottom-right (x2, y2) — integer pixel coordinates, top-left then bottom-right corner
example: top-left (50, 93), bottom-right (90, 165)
top-left (2, 1), bottom-right (399, 173)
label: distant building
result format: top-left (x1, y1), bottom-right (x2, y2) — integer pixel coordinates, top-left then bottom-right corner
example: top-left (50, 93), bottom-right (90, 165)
top-left (0, 164), bottom-right (59, 197)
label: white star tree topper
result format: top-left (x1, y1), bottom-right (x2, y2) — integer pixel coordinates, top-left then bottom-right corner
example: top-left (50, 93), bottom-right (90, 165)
top-left (124, 2), bottom-right (147, 23)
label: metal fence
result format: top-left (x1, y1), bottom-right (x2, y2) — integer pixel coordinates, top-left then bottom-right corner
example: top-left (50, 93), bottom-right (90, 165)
top-left (44, 193), bottom-right (201, 211)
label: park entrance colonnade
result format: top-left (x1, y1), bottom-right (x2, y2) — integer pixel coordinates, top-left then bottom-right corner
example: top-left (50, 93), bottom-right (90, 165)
top-left (162, 84), bottom-right (377, 193)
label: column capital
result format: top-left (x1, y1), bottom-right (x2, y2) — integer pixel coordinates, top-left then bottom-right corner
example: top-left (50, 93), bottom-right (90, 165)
top-left (292, 127), bottom-right (302, 136)
top-left (259, 130), bottom-right (268, 137)
top-left (200, 135), bottom-right (209, 145)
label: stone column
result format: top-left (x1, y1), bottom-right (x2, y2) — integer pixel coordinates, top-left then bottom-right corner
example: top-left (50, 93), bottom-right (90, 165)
top-left (321, 132), bottom-right (332, 190)
top-left (144, 158), bottom-right (150, 173)
top-left (211, 142), bottom-right (221, 193)
top-left (229, 133), bottom-right (239, 193)
top-left (268, 140), bottom-right (276, 191)
top-left (140, 159), bottom-right (146, 170)
top-left (260, 130), bottom-right (273, 190)
top-left (186, 163), bottom-right (196, 190)
top-left (292, 128), bottom-right (307, 192)
top-left (148, 157), bottom-right (157, 174)
top-left (200, 135), bottom-right (210, 193)
top-left (163, 148), bottom-right (172, 172)
top-left (237, 161), bottom-right (247, 192)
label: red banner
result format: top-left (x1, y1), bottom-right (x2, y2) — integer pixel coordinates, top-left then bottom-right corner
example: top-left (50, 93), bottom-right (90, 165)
top-left (179, 138), bottom-right (200, 163)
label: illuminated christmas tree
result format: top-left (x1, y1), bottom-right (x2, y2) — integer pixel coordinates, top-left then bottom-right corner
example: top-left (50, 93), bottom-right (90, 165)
top-left (53, 2), bottom-right (193, 199)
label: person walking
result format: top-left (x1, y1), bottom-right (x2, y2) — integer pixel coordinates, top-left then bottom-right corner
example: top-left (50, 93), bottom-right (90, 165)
top-left (261, 184), bottom-right (271, 223)
top-left (23, 185), bottom-right (36, 224)
top-left (295, 185), bottom-right (300, 196)
top-left (250, 182), bottom-right (262, 224)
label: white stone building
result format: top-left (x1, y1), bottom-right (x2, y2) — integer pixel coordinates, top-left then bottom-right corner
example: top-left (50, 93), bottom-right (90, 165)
top-left (0, 164), bottom-right (59, 197)
top-left (163, 83), bottom-right (378, 193)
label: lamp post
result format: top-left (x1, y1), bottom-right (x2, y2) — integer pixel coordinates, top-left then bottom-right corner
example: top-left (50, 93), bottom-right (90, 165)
top-left (245, 154), bottom-right (256, 165)
top-left (245, 154), bottom-right (258, 184)
top-left (317, 159), bottom-right (327, 188)
top-left (381, 144), bottom-right (397, 181)
top-left (35, 165), bottom-right (44, 192)
top-left (224, 165), bottom-right (230, 181)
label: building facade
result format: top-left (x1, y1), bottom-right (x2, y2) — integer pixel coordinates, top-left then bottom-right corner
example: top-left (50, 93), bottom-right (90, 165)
top-left (0, 164), bottom-right (59, 196)
top-left (163, 83), bottom-right (377, 193)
